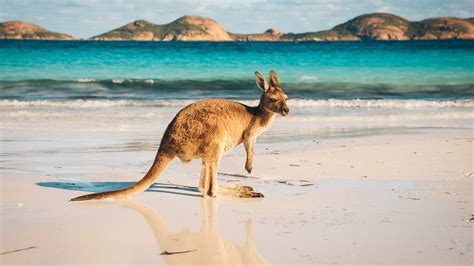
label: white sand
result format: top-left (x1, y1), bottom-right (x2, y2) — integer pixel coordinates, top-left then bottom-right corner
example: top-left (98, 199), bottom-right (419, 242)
top-left (1, 123), bottom-right (473, 265)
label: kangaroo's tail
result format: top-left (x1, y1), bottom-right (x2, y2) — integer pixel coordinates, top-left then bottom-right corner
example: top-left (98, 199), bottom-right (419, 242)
top-left (70, 151), bottom-right (174, 201)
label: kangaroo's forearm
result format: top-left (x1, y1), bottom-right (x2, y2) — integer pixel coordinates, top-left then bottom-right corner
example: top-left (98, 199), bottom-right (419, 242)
top-left (244, 138), bottom-right (255, 174)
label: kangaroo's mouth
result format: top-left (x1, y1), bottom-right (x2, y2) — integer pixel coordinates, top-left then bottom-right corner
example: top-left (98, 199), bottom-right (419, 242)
top-left (281, 109), bottom-right (289, 116)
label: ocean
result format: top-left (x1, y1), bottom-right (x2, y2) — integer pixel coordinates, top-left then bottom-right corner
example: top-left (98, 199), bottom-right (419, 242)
top-left (1, 40), bottom-right (473, 143)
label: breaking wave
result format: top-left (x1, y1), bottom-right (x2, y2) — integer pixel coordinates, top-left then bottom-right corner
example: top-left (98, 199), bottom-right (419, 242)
top-left (287, 99), bottom-right (474, 108)
top-left (1, 99), bottom-right (473, 109)
top-left (0, 79), bottom-right (473, 101)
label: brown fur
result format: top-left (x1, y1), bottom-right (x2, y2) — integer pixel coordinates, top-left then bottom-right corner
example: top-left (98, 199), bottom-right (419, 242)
top-left (70, 71), bottom-right (288, 201)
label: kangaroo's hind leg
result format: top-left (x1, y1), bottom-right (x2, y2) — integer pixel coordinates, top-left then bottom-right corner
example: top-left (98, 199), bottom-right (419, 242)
top-left (202, 159), bottom-right (219, 197)
top-left (207, 160), bottom-right (219, 197)
top-left (203, 144), bottom-right (224, 197)
top-left (198, 160), bottom-right (208, 193)
top-left (207, 152), bottom-right (224, 197)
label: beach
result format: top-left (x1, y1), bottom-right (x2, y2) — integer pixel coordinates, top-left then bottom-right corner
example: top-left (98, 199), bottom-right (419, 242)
top-left (1, 100), bottom-right (473, 265)
top-left (1, 40), bottom-right (473, 265)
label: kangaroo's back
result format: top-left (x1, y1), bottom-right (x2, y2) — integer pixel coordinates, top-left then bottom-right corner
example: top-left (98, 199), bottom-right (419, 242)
top-left (165, 99), bottom-right (256, 162)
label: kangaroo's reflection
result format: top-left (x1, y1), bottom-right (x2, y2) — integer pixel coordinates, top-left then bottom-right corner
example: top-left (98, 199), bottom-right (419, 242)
top-left (121, 199), bottom-right (268, 265)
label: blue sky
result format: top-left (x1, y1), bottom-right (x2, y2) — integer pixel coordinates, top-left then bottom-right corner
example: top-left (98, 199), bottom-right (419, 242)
top-left (1, 0), bottom-right (473, 38)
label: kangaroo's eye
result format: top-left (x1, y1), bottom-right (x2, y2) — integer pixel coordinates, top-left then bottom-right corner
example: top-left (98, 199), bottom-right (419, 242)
top-left (270, 98), bottom-right (278, 102)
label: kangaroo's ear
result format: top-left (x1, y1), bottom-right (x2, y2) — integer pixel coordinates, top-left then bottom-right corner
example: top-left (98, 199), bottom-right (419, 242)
top-left (269, 70), bottom-right (280, 86)
top-left (255, 71), bottom-right (269, 92)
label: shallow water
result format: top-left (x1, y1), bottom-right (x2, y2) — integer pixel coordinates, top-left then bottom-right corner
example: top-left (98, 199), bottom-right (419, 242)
top-left (1, 40), bottom-right (473, 166)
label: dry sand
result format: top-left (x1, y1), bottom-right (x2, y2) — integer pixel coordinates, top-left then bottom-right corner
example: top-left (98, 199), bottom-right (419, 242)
top-left (1, 128), bottom-right (473, 265)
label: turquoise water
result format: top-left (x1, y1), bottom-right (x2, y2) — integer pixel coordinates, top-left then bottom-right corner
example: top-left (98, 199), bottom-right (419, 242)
top-left (0, 40), bottom-right (473, 145)
top-left (1, 40), bottom-right (473, 101)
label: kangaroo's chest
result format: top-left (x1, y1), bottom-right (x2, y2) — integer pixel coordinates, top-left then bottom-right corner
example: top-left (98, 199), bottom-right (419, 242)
top-left (223, 113), bottom-right (275, 153)
top-left (221, 126), bottom-right (264, 153)
top-left (251, 115), bottom-right (275, 137)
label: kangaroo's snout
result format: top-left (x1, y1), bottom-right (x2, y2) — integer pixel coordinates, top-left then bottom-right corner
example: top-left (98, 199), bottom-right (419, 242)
top-left (281, 106), bottom-right (289, 116)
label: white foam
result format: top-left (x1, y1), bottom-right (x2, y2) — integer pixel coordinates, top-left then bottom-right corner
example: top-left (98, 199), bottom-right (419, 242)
top-left (300, 75), bottom-right (319, 81)
top-left (287, 99), bottom-right (474, 108)
top-left (0, 111), bottom-right (168, 120)
top-left (0, 99), bottom-right (193, 108)
top-left (77, 78), bottom-right (96, 83)
top-left (0, 99), bottom-right (473, 109)
top-left (112, 79), bottom-right (124, 84)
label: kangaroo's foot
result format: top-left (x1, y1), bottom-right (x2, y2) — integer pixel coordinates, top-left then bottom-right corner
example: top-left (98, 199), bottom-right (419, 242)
top-left (206, 180), bottom-right (218, 198)
top-left (206, 190), bottom-right (217, 198)
top-left (198, 182), bottom-right (205, 193)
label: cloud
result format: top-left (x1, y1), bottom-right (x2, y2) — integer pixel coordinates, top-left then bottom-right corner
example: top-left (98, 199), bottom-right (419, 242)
top-left (1, 0), bottom-right (473, 38)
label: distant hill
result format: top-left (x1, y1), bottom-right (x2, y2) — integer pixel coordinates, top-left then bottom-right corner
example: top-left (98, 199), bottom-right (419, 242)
top-left (0, 21), bottom-right (76, 40)
top-left (2, 13), bottom-right (473, 41)
top-left (283, 13), bottom-right (474, 41)
top-left (90, 16), bottom-right (231, 41)
top-left (229, 28), bottom-right (284, 41)
top-left (312, 13), bottom-right (413, 41)
top-left (410, 17), bottom-right (474, 40)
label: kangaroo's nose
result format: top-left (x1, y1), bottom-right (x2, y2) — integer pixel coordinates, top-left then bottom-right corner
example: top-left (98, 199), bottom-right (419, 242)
top-left (282, 107), bottom-right (290, 116)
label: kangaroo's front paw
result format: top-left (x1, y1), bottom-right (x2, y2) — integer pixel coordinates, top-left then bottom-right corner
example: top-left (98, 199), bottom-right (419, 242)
top-left (245, 163), bottom-right (252, 174)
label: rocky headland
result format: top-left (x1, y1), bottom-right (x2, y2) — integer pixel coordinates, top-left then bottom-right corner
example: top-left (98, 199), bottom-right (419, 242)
top-left (0, 21), bottom-right (76, 40)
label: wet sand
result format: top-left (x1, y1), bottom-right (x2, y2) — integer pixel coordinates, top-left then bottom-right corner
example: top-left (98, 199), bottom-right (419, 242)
top-left (1, 124), bottom-right (473, 265)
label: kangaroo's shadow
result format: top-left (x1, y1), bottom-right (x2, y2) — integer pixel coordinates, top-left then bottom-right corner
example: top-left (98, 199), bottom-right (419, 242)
top-left (37, 181), bottom-right (202, 198)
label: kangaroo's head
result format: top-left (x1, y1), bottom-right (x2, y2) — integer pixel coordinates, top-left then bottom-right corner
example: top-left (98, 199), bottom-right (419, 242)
top-left (255, 70), bottom-right (289, 116)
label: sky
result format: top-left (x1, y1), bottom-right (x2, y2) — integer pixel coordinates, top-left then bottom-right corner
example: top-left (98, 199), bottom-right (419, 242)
top-left (1, 0), bottom-right (473, 38)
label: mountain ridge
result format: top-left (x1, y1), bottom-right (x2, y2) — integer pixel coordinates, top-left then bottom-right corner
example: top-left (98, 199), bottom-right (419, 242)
top-left (0, 21), bottom-right (76, 40)
top-left (2, 13), bottom-right (473, 41)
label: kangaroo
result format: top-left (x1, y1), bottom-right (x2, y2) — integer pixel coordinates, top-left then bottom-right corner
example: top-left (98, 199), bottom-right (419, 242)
top-left (71, 70), bottom-right (289, 201)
